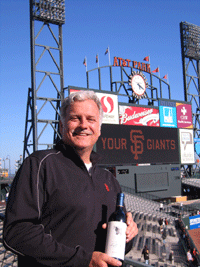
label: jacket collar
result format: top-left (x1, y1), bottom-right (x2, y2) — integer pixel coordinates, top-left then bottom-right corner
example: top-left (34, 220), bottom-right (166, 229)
top-left (54, 139), bottom-right (102, 166)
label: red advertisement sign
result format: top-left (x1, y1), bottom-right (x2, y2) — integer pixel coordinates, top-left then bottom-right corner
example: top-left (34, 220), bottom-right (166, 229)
top-left (176, 103), bottom-right (193, 129)
top-left (119, 105), bottom-right (160, 126)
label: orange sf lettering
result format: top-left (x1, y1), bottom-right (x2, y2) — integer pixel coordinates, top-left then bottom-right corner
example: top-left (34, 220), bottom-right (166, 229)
top-left (130, 130), bottom-right (144, 160)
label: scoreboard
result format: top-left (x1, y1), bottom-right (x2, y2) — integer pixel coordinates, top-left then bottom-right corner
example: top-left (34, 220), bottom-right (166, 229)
top-left (96, 124), bottom-right (179, 165)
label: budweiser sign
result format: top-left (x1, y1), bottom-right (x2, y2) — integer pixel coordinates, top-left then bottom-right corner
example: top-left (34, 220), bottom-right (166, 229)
top-left (119, 105), bottom-right (160, 126)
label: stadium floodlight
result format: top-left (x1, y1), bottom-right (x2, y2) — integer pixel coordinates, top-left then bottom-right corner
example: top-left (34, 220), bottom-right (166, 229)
top-left (31, 0), bottom-right (65, 25)
top-left (180, 21), bottom-right (200, 61)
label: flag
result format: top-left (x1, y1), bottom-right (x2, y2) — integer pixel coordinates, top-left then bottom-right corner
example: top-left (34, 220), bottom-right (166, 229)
top-left (96, 54), bottom-right (98, 63)
top-left (143, 56), bottom-right (149, 61)
top-left (83, 58), bottom-right (86, 66)
top-left (105, 46), bottom-right (111, 65)
top-left (152, 67), bottom-right (159, 73)
top-left (163, 74), bottom-right (167, 79)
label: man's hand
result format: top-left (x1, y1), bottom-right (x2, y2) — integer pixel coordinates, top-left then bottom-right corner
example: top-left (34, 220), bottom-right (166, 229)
top-left (91, 213), bottom-right (138, 266)
top-left (102, 212), bottom-right (138, 243)
top-left (89, 251), bottom-right (122, 267)
top-left (125, 212), bottom-right (138, 243)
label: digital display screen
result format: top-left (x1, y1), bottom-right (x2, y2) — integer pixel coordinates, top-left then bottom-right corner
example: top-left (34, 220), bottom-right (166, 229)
top-left (96, 124), bottom-right (180, 164)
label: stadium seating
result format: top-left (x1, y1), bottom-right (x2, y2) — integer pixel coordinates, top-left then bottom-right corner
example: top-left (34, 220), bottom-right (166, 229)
top-left (0, 205), bottom-right (17, 267)
top-left (124, 192), bottom-right (189, 266)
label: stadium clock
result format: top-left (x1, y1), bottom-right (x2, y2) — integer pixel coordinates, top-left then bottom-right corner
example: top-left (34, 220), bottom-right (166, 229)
top-left (128, 71), bottom-right (148, 99)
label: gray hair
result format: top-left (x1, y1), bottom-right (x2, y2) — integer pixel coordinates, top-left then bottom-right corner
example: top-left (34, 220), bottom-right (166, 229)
top-left (60, 90), bottom-right (103, 125)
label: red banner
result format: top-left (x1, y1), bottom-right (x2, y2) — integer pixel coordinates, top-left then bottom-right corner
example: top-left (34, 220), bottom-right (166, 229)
top-left (119, 106), bottom-right (160, 127)
top-left (176, 103), bottom-right (193, 129)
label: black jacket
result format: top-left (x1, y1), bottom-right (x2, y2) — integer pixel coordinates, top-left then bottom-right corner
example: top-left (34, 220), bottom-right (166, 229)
top-left (142, 248), bottom-right (149, 260)
top-left (3, 141), bottom-right (132, 266)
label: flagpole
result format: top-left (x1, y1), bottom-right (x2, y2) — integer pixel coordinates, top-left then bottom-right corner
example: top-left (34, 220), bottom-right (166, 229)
top-left (85, 56), bottom-right (87, 72)
top-left (108, 46), bottom-right (111, 65)
top-left (105, 46), bottom-right (111, 65)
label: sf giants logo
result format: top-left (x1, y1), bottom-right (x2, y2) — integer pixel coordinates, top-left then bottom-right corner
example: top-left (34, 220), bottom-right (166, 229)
top-left (130, 130), bottom-right (144, 159)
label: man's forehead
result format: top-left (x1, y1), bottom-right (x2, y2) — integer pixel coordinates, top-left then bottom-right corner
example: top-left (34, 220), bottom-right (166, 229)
top-left (67, 100), bottom-right (99, 113)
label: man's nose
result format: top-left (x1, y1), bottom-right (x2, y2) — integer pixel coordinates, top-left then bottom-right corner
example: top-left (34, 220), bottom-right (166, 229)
top-left (79, 117), bottom-right (88, 128)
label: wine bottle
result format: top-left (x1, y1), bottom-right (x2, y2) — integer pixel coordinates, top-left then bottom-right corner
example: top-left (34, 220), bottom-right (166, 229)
top-left (105, 193), bottom-right (127, 263)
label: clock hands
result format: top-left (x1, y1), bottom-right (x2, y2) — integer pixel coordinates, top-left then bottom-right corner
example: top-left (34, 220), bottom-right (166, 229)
top-left (137, 83), bottom-right (144, 90)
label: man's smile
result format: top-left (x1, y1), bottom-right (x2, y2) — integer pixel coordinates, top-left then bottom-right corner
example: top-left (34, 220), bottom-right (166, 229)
top-left (72, 131), bottom-right (92, 136)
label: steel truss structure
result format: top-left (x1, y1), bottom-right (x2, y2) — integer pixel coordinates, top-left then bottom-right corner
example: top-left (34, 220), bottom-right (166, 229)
top-left (23, 0), bottom-right (65, 159)
top-left (86, 65), bottom-right (171, 106)
top-left (180, 21), bottom-right (200, 136)
top-left (180, 21), bottom-right (200, 175)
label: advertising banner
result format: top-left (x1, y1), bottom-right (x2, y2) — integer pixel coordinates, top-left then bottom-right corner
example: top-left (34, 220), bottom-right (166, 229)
top-left (96, 92), bottom-right (119, 124)
top-left (119, 105), bottom-right (159, 126)
top-left (69, 89), bottom-right (119, 124)
top-left (96, 124), bottom-right (179, 164)
top-left (176, 103), bottom-right (193, 129)
top-left (189, 215), bottom-right (200, 230)
top-left (179, 129), bottom-right (195, 164)
top-left (159, 100), bottom-right (177, 128)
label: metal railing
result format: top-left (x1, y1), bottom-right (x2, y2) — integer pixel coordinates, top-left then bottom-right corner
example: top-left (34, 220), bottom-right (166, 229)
top-left (124, 257), bottom-right (151, 267)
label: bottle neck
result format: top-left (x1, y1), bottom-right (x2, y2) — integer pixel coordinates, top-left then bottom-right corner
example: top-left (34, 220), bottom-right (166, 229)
top-left (116, 193), bottom-right (124, 208)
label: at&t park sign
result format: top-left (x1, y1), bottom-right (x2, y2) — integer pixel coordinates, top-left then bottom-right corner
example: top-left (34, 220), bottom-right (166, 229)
top-left (113, 56), bottom-right (151, 73)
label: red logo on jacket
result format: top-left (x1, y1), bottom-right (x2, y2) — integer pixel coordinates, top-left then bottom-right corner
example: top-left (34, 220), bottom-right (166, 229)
top-left (104, 183), bottom-right (110, 192)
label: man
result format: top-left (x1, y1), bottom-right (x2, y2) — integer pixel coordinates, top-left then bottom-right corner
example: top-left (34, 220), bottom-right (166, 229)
top-left (3, 90), bottom-right (138, 267)
top-left (169, 250), bottom-right (174, 264)
top-left (192, 248), bottom-right (198, 266)
top-left (187, 249), bottom-right (193, 267)
top-left (142, 245), bottom-right (149, 265)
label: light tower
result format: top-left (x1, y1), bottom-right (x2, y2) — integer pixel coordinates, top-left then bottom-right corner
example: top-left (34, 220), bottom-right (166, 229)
top-left (180, 21), bottom-right (200, 175)
top-left (180, 22), bottom-right (200, 137)
top-left (23, 0), bottom-right (65, 159)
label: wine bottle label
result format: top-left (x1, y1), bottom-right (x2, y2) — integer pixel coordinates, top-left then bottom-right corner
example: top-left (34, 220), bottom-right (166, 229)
top-left (105, 221), bottom-right (127, 260)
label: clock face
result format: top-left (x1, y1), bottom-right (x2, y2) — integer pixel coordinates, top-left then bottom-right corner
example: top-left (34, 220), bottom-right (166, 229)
top-left (131, 74), bottom-right (146, 96)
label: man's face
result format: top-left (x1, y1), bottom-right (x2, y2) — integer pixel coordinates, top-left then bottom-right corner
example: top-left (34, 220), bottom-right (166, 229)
top-left (60, 99), bottom-right (101, 152)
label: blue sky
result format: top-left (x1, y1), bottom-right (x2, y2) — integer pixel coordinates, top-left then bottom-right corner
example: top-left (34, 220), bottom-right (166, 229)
top-left (1, 0), bottom-right (200, 173)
